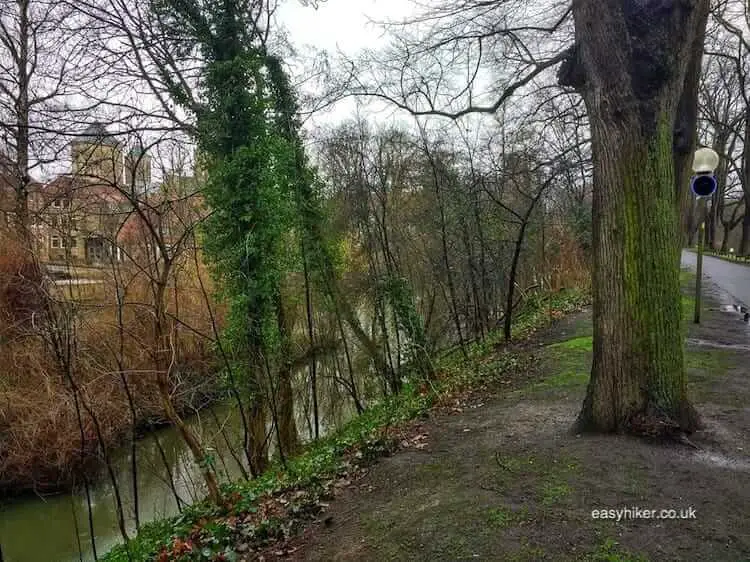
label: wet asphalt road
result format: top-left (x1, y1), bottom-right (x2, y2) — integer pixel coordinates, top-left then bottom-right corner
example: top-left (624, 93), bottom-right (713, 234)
top-left (682, 249), bottom-right (750, 306)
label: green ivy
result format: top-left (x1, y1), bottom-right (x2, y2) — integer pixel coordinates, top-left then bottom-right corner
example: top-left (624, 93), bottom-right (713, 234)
top-left (102, 288), bottom-right (587, 561)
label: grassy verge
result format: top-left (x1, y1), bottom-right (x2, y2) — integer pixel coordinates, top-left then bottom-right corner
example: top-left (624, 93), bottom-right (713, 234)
top-left (684, 247), bottom-right (750, 265)
top-left (103, 289), bottom-right (590, 562)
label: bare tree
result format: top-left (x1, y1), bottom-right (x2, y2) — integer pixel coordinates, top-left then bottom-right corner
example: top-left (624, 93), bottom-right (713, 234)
top-left (334, 0), bottom-right (710, 434)
top-left (0, 0), bottom-right (96, 246)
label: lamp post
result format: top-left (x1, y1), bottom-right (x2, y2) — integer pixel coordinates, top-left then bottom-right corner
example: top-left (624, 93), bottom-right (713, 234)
top-left (691, 147), bottom-right (720, 324)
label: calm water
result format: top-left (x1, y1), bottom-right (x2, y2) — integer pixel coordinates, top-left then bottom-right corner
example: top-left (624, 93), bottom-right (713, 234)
top-left (0, 388), bottom-right (362, 562)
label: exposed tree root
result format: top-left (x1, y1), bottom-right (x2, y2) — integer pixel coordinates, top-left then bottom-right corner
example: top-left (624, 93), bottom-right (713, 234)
top-left (573, 399), bottom-right (702, 441)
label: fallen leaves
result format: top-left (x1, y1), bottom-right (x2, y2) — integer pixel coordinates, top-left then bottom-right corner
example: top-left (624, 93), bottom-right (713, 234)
top-left (400, 432), bottom-right (429, 450)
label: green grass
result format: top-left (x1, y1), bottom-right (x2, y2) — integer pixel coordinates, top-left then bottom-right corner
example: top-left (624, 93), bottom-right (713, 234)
top-left (679, 266), bottom-right (697, 285)
top-left (549, 335), bottom-right (593, 351)
top-left (681, 294), bottom-right (695, 321)
top-left (584, 538), bottom-right (649, 562)
top-left (489, 453), bottom-right (579, 508)
top-left (539, 481), bottom-right (572, 506)
top-left (486, 506), bottom-right (532, 528)
top-left (506, 539), bottom-right (546, 562)
top-left (685, 348), bottom-right (734, 371)
top-left (527, 333), bottom-right (593, 393)
top-left (534, 370), bottom-right (589, 390)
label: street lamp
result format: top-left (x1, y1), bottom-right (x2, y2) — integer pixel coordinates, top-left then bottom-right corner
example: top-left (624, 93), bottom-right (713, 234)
top-left (691, 146), bottom-right (719, 324)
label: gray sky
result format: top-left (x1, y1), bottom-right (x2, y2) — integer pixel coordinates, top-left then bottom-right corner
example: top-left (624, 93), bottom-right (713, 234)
top-left (278, 0), bottom-right (412, 54)
top-left (277, 0), bottom-right (419, 130)
top-left (39, 1), bottom-right (431, 180)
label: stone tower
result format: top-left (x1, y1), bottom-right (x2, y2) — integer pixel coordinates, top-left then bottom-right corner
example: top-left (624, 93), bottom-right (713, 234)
top-left (71, 122), bottom-right (123, 184)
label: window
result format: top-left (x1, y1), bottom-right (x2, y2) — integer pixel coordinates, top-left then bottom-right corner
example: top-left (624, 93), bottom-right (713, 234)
top-left (50, 235), bottom-right (62, 249)
top-left (52, 198), bottom-right (70, 209)
top-left (69, 237), bottom-right (77, 248)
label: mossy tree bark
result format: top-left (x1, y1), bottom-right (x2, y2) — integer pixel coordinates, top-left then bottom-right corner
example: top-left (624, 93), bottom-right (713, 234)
top-left (275, 300), bottom-right (300, 459)
top-left (567, 0), bottom-right (709, 433)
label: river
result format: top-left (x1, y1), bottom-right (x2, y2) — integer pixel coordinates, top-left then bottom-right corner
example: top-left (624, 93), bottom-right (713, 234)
top-left (0, 384), bottom-right (364, 562)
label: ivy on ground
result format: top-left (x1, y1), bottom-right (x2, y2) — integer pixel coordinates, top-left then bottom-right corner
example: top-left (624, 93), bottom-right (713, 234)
top-left (102, 288), bottom-right (589, 562)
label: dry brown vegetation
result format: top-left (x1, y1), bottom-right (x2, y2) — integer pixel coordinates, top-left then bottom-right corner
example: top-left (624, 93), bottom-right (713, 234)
top-left (0, 228), bottom-right (219, 495)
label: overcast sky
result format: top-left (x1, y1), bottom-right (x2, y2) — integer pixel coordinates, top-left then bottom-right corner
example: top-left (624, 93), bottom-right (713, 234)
top-left (39, 1), bottom-right (431, 179)
top-left (277, 0), bottom-right (412, 56)
top-left (276, 0), bottom-right (419, 130)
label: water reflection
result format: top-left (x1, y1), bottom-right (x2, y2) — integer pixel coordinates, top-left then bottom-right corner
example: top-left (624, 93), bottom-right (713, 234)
top-left (0, 380), bottom-right (367, 562)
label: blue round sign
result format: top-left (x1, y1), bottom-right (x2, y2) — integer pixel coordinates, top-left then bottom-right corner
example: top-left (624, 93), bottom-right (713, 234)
top-left (691, 174), bottom-right (717, 198)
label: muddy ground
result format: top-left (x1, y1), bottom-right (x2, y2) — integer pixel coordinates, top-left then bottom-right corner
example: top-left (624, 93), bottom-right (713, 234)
top-left (263, 279), bottom-right (750, 561)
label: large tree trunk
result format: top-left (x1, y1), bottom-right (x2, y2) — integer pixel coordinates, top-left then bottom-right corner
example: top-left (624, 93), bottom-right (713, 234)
top-left (247, 396), bottom-right (269, 477)
top-left (707, 193), bottom-right (718, 250)
top-left (720, 227), bottom-right (730, 254)
top-left (707, 130), bottom-right (730, 250)
top-left (687, 208), bottom-right (698, 247)
top-left (569, 0), bottom-right (707, 434)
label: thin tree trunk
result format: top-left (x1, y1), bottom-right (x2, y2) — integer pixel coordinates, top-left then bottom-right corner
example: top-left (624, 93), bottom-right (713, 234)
top-left (153, 275), bottom-right (220, 503)
top-left (69, 494), bottom-right (84, 562)
top-left (206, 406), bottom-right (248, 480)
top-left (74, 386), bottom-right (130, 547)
top-left (191, 242), bottom-right (254, 472)
top-left (420, 133), bottom-right (467, 358)
top-left (111, 260), bottom-right (140, 531)
top-left (149, 422), bottom-right (184, 512)
top-left (302, 245), bottom-right (320, 440)
top-left (275, 303), bottom-right (300, 458)
top-left (335, 307), bottom-right (364, 414)
top-left (13, 0), bottom-right (31, 248)
top-left (72, 390), bottom-right (98, 561)
top-left (504, 186), bottom-right (547, 341)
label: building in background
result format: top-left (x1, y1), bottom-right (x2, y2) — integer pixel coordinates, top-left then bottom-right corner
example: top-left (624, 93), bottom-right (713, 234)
top-left (29, 123), bottom-right (153, 266)
top-left (0, 122), bottom-right (208, 274)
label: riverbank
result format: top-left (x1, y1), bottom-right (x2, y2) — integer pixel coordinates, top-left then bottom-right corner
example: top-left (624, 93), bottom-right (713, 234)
top-left (0, 369), bottom-right (223, 499)
top-left (272, 274), bottom-right (750, 562)
top-left (102, 289), bottom-right (590, 561)
top-left (262, 274), bottom-right (750, 561)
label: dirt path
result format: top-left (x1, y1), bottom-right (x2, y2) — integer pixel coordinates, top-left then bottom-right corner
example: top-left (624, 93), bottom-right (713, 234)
top-left (265, 282), bottom-right (750, 561)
